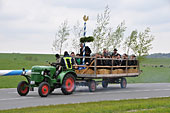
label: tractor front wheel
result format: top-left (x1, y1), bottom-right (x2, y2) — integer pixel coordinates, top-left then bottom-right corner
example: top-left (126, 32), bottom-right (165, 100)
top-left (17, 81), bottom-right (29, 96)
top-left (38, 82), bottom-right (50, 97)
top-left (61, 74), bottom-right (76, 95)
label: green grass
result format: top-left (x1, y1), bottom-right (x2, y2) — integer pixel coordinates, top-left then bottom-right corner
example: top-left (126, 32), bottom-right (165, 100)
top-left (127, 58), bottom-right (170, 83)
top-left (0, 53), bottom-right (170, 88)
top-left (1, 97), bottom-right (170, 113)
top-left (0, 53), bottom-right (56, 88)
top-left (0, 53), bottom-right (55, 70)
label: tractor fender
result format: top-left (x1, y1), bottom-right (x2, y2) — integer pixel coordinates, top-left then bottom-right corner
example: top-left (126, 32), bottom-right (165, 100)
top-left (57, 70), bottom-right (77, 84)
top-left (44, 75), bottom-right (51, 80)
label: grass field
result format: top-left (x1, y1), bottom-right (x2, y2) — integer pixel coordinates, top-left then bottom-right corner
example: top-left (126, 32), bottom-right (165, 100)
top-left (0, 53), bottom-right (170, 88)
top-left (1, 97), bottom-right (170, 113)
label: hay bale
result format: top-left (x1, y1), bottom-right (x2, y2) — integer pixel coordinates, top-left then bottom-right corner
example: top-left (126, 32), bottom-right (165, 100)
top-left (85, 69), bottom-right (94, 74)
top-left (97, 69), bottom-right (110, 74)
top-left (112, 70), bottom-right (117, 74)
top-left (77, 69), bottom-right (94, 74)
top-left (75, 70), bottom-right (80, 74)
top-left (117, 69), bottom-right (124, 74)
top-left (128, 69), bottom-right (138, 73)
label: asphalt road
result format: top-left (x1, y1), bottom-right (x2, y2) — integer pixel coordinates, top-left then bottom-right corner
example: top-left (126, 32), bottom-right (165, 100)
top-left (0, 83), bottom-right (170, 110)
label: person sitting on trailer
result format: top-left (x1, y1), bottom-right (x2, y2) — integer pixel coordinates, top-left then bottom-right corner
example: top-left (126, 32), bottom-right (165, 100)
top-left (102, 48), bottom-right (109, 57)
top-left (112, 48), bottom-right (119, 57)
top-left (105, 55), bottom-right (112, 69)
top-left (90, 53), bottom-right (102, 70)
top-left (75, 54), bottom-right (81, 65)
top-left (121, 54), bottom-right (130, 70)
top-left (129, 54), bottom-right (138, 69)
top-left (112, 54), bottom-right (122, 70)
top-left (70, 52), bottom-right (77, 65)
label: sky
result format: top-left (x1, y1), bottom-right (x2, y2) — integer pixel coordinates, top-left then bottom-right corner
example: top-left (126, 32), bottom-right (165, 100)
top-left (0, 0), bottom-right (170, 54)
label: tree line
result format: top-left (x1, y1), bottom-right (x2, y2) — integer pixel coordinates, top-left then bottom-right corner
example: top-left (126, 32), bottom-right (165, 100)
top-left (52, 5), bottom-right (154, 59)
top-left (147, 53), bottom-right (170, 58)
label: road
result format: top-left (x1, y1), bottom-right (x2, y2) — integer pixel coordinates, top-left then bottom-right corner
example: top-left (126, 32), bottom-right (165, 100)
top-left (0, 83), bottom-right (170, 110)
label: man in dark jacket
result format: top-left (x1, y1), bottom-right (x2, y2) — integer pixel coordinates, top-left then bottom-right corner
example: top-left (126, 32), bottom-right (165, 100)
top-left (80, 43), bottom-right (91, 64)
top-left (60, 51), bottom-right (74, 69)
top-left (55, 51), bottom-right (74, 78)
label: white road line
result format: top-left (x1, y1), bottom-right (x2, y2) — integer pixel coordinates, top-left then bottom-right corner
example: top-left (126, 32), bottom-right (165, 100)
top-left (74, 89), bottom-right (170, 96)
top-left (7, 92), bottom-right (17, 94)
top-left (0, 97), bottom-right (35, 101)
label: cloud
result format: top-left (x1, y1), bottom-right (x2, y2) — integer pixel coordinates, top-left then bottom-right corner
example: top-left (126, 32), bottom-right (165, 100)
top-left (0, 0), bottom-right (170, 54)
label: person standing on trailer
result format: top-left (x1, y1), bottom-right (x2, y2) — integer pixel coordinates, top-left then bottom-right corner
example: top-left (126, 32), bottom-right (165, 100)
top-left (80, 43), bottom-right (91, 64)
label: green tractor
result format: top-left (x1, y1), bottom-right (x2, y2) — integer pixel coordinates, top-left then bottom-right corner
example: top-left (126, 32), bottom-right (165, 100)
top-left (17, 64), bottom-right (77, 97)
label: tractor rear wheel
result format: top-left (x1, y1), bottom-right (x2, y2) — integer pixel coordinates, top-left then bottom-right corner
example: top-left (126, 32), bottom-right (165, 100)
top-left (61, 74), bottom-right (76, 95)
top-left (38, 82), bottom-right (50, 97)
top-left (17, 81), bottom-right (29, 96)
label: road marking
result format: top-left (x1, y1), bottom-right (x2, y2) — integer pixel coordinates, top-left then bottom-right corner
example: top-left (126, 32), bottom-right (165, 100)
top-left (7, 92), bottom-right (17, 94)
top-left (0, 97), bottom-right (35, 101)
top-left (74, 89), bottom-right (170, 96)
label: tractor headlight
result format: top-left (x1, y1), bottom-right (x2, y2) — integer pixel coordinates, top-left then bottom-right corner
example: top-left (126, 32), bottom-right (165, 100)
top-left (22, 71), bottom-right (26, 75)
top-left (41, 71), bottom-right (44, 75)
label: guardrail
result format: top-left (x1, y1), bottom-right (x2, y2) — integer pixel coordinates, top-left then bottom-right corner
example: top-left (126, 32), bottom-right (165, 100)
top-left (0, 70), bottom-right (31, 76)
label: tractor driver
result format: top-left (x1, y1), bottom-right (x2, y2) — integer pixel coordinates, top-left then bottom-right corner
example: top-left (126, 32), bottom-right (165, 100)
top-left (61, 51), bottom-right (74, 69)
top-left (55, 51), bottom-right (74, 77)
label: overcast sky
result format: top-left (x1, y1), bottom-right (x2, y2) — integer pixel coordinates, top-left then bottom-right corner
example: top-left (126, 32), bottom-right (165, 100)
top-left (0, 0), bottom-right (170, 54)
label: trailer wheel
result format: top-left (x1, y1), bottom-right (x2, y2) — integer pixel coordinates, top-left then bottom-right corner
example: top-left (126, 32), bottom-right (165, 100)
top-left (61, 74), bottom-right (76, 95)
top-left (102, 80), bottom-right (108, 88)
top-left (38, 82), bottom-right (50, 97)
top-left (120, 78), bottom-right (127, 88)
top-left (17, 81), bottom-right (29, 96)
top-left (88, 80), bottom-right (96, 92)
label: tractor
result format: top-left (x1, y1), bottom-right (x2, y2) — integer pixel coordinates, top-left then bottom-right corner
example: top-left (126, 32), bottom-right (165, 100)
top-left (17, 63), bottom-right (77, 97)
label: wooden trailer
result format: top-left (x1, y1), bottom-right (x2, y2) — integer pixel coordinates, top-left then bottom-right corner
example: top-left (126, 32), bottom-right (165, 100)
top-left (74, 56), bottom-right (141, 92)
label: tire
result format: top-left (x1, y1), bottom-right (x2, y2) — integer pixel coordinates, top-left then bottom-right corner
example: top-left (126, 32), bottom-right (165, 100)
top-left (61, 74), bottom-right (76, 95)
top-left (17, 81), bottom-right (29, 96)
top-left (120, 78), bottom-right (127, 88)
top-left (38, 82), bottom-right (50, 97)
top-left (88, 80), bottom-right (96, 92)
top-left (102, 80), bottom-right (108, 88)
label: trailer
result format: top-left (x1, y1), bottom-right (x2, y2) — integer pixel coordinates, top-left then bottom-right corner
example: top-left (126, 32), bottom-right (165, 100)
top-left (74, 56), bottom-right (141, 92)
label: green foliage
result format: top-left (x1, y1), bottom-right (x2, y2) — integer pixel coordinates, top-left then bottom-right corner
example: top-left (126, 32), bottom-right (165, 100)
top-left (92, 5), bottom-right (110, 53)
top-left (1, 97), bottom-right (170, 113)
top-left (92, 5), bottom-right (126, 53)
top-left (124, 30), bottom-right (138, 55)
top-left (52, 20), bottom-right (70, 55)
top-left (80, 36), bottom-right (94, 43)
top-left (132, 27), bottom-right (154, 57)
top-left (105, 21), bottom-right (126, 51)
top-left (72, 21), bottom-right (83, 53)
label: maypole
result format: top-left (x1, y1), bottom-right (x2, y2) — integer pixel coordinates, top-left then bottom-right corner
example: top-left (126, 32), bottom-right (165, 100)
top-left (83, 15), bottom-right (89, 64)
